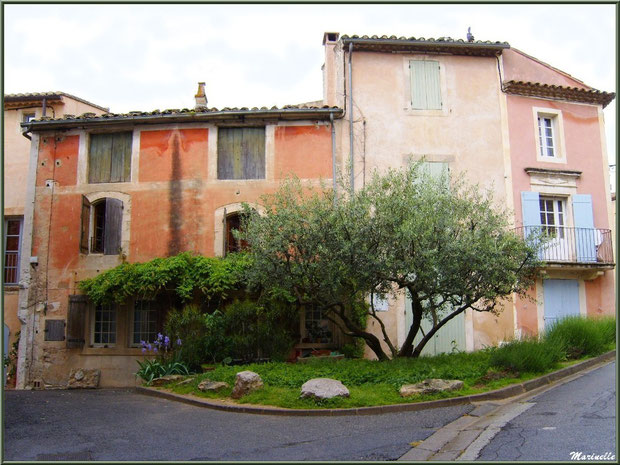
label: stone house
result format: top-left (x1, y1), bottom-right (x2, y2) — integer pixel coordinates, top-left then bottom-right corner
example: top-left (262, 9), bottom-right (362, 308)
top-left (3, 92), bottom-right (108, 381)
top-left (13, 33), bottom-right (615, 387)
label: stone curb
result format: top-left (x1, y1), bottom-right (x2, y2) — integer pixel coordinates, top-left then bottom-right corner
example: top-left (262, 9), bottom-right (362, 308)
top-left (135, 349), bottom-right (615, 416)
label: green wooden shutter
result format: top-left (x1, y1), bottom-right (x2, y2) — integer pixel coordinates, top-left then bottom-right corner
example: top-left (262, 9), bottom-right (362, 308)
top-left (66, 295), bottom-right (87, 348)
top-left (104, 198), bottom-right (123, 255)
top-left (410, 60), bottom-right (441, 110)
top-left (110, 132), bottom-right (132, 182)
top-left (80, 195), bottom-right (91, 254)
top-left (89, 133), bottom-right (132, 183)
top-left (88, 134), bottom-right (112, 183)
top-left (218, 128), bottom-right (265, 179)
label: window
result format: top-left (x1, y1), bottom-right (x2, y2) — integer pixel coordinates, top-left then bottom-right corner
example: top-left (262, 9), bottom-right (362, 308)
top-left (80, 197), bottom-right (123, 255)
top-left (302, 306), bottom-right (332, 344)
top-left (22, 113), bottom-right (36, 123)
top-left (88, 132), bottom-right (132, 183)
top-left (224, 212), bottom-right (249, 255)
top-left (539, 197), bottom-right (566, 238)
top-left (410, 60), bottom-right (442, 110)
top-left (538, 116), bottom-right (556, 158)
top-left (132, 300), bottom-right (160, 346)
top-left (4, 217), bottom-right (22, 285)
top-left (92, 304), bottom-right (116, 346)
top-left (217, 127), bottom-right (265, 179)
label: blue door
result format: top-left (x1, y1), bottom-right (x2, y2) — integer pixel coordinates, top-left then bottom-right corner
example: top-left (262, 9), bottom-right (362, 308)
top-left (543, 279), bottom-right (580, 329)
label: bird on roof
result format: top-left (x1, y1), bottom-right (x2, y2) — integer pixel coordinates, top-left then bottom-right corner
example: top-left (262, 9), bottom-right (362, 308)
top-left (467, 27), bottom-right (474, 42)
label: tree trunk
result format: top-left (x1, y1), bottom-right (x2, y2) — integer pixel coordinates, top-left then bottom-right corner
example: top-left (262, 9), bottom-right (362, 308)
top-left (398, 288), bottom-right (424, 357)
top-left (411, 306), bottom-right (467, 358)
top-left (326, 303), bottom-right (390, 361)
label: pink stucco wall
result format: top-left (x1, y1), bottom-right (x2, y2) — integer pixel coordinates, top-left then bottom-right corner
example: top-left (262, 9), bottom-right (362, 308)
top-left (503, 49), bottom-right (590, 89)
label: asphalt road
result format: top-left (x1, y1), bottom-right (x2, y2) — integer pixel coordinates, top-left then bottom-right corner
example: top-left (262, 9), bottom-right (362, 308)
top-left (3, 388), bottom-right (472, 461)
top-left (477, 361), bottom-right (616, 461)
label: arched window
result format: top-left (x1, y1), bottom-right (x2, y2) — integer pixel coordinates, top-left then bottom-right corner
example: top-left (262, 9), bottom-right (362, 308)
top-left (224, 211), bottom-right (249, 255)
top-left (80, 196), bottom-right (123, 255)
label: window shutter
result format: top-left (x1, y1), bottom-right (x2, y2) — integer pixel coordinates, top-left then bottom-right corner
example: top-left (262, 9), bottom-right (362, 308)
top-left (104, 198), bottom-right (123, 255)
top-left (521, 191), bottom-right (541, 253)
top-left (410, 60), bottom-right (441, 110)
top-left (424, 61), bottom-right (442, 110)
top-left (521, 191), bottom-right (541, 228)
top-left (44, 319), bottom-right (65, 341)
top-left (80, 196), bottom-right (91, 254)
top-left (110, 132), bottom-right (132, 182)
top-left (88, 134), bottom-right (113, 183)
top-left (572, 194), bottom-right (596, 262)
top-left (66, 295), bottom-right (87, 348)
top-left (218, 128), bottom-right (265, 179)
top-left (241, 127), bottom-right (266, 179)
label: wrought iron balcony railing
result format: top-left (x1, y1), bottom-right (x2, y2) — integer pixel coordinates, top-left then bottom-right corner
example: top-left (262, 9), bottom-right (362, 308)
top-left (515, 227), bottom-right (614, 266)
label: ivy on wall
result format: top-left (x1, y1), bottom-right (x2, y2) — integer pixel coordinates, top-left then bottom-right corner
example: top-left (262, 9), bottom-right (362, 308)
top-left (78, 252), bottom-right (251, 305)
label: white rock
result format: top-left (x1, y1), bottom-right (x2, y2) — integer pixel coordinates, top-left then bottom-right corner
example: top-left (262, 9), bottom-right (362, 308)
top-left (400, 378), bottom-right (464, 397)
top-left (300, 378), bottom-right (350, 400)
top-left (231, 371), bottom-right (264, 399)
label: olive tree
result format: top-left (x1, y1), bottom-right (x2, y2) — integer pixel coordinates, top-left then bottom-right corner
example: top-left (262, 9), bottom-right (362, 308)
top-left (241, 164), bottom-right (542, 360)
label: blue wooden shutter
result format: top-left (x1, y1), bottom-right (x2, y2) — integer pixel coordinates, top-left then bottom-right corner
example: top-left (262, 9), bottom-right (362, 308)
top-left (572, 194), bottom-right (596, 262)
top-left (521, 191), bottom-right (542, 257)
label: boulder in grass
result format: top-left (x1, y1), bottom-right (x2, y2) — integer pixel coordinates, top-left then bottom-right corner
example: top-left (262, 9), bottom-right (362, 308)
top-left (198, 380), bottom-right (229, 392)
top-left (231, 371), bottom-right (264, 399)
top-left (150, 375), bottom-right (184, 387)
top-left (300, 378), bottom-right (350, 400)
top-left (399, 379), bottom-right (464, 397)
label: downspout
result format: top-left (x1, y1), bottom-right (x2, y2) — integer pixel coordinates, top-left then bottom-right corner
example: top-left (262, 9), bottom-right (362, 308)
top-left (330, 112), bottom-right (337, 201)
top-left (42, 98), bottom-right (47, 117)
top-left (348, 42), bottom-right (354, 194)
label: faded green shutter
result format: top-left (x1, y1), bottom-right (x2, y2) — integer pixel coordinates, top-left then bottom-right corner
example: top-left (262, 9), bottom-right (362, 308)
top-left (104, 198), bottom-right (123, 255)
top-left (110, 132), bottom-right (132, 182)
top-left (89, 134), bottom-right (111, 183)
top-left (218, 128), bottom-right (265, 179)
top-left (80, 196), bottom-right (91, 254)
top-left (89, 133), bottom-right (132, 183)
top-left (410, 60), bottom-right (441, 110)
top-left (66, 295), bottom-right (87, 348)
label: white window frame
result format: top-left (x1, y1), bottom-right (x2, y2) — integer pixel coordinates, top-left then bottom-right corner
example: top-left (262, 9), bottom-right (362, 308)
top-left (130, 299), bottom-right (159, 347)
top-left (533, 107), bottom-right (566, 163)
top-left (91, 304), bottom-right (117, 347)
top-left (539, 196), bottom-right (567, 238)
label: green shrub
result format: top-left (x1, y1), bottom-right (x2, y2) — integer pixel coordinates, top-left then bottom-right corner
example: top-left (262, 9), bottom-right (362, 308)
top-left (164, 305), bottom-right (211, 371)
top-left (341, 340), bottom-right (366, 359)
top-left (221, 299), bottom-right (297, 362)
top-left (545, 316), bottom-right (615, 359)
top-left (489, 337), bottom-right (563, 373)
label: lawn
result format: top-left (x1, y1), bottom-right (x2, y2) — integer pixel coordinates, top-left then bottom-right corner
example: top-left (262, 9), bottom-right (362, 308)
top-left (156, 316), bottom-right (616, 409)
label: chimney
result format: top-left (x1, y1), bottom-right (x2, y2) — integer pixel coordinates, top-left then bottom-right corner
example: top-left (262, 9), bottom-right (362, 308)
top-left (195, 82), bottom-right (208, 109)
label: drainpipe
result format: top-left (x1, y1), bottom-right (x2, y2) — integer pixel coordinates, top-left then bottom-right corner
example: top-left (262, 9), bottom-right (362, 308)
top-left (348, 42), bottom-right (354, 194)
top-left (42, 98), bottom-right (47, 117)
top-left (330, 112), bottom-right (337, 201)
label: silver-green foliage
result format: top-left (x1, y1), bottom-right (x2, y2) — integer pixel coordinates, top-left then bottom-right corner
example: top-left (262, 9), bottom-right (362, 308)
top-left (240, 163), bottom-right (542, 360)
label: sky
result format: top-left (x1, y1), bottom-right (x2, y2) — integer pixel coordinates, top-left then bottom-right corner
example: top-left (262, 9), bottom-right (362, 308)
top-left (3, 3), bottom-right (617, 169)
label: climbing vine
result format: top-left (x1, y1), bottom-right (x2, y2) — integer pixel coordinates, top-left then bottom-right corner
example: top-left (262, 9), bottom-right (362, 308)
top-left (78, 252), bottom-right (252, 305)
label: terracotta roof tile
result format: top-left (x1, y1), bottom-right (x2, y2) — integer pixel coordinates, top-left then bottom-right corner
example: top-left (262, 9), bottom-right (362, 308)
top-left (4, 91), bottom-right (108, 112)
top-left (503, 80), bottom-right (615, 108)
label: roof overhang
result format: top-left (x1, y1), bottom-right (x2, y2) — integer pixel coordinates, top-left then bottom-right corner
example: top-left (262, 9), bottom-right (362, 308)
top-left (340, 36), bottom-right (509, 57)
top-left (504, 80), bottom-right (615, 108)
top-left (22, 107), bottom-right (345, 132)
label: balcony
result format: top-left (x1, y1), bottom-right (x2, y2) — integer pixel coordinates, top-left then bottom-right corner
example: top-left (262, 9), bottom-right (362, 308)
top-left (515, 227), bottom-right (615, 269)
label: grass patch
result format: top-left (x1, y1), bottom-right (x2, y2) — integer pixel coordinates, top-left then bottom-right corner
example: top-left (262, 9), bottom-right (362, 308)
top-left (159, 316), bottom-right (615, 409)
